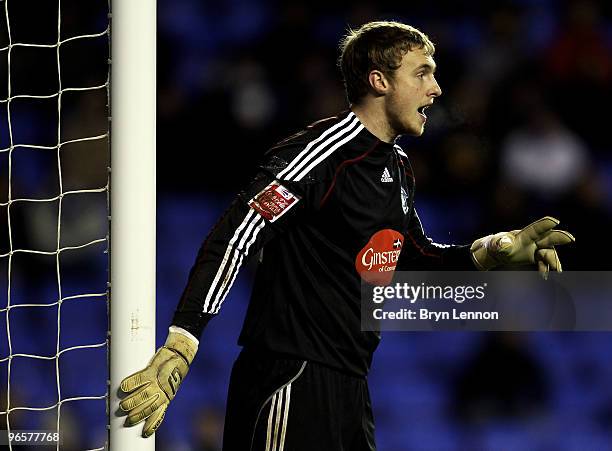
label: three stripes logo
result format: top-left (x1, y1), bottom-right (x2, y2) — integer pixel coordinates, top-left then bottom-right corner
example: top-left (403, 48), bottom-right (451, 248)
top-left (265, 385), bottom-right (291, 451)
top-left (381, 167), bottom-right (393, 183)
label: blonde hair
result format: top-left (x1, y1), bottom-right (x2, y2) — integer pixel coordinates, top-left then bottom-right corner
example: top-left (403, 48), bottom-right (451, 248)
top-left (339, 21), bottom-right (435, 104)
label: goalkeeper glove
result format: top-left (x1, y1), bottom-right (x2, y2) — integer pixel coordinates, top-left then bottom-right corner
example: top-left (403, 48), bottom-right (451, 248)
top-left (470, 216), bottom-right (574, 277)
top-left (119, 329), bottom-right (197, 437)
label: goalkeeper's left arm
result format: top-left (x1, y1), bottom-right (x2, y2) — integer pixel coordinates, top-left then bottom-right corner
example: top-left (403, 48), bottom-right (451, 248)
top-left (397, 209), bottom-right (476, 270)
top-left (399, 211), bottom-right (574, 275)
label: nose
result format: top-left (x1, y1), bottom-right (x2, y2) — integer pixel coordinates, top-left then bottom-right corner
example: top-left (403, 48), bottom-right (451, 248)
top-left (430, 77), bottom-right (442, 98)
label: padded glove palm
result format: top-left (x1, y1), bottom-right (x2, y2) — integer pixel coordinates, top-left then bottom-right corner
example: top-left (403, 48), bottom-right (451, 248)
top-left (471, 216), bottom-right (575, 276)
top-left (119, 331), bottom-right (197, 437)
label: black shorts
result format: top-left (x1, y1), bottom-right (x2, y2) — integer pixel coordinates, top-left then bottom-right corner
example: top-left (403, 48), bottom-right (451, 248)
top-left (222, 348), bottom-right (376, 451)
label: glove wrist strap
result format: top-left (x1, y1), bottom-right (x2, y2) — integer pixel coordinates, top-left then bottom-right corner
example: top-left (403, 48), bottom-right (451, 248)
top-left (164, 332), bottom-right (197, 365)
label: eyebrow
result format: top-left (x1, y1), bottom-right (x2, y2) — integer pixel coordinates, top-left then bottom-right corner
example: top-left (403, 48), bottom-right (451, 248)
top-left (414, 63), bottom-right (436, 74)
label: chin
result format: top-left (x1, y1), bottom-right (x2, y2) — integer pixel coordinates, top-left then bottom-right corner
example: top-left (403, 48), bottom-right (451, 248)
top-left (399, 118), bottom-right (425, 137)
top-left (393, 116), bottom-right (424, 137)
top-left (405, 125), bottom-right (425, 137)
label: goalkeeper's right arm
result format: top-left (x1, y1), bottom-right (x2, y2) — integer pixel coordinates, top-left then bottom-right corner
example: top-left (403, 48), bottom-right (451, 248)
top-left (170, 171), bottom-right (292, 340)
top-left (118, 168), bottom-right (303, 437)
top-left (119, 327), bottom-right (198, 437)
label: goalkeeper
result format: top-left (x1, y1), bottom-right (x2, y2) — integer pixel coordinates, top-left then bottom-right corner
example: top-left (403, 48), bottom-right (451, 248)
top-left (118, 21), bottom-right (574, 450)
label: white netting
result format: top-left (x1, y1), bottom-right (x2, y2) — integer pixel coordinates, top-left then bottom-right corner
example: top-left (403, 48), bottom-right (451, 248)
top-left (1, 0), bottom-right (110, 449)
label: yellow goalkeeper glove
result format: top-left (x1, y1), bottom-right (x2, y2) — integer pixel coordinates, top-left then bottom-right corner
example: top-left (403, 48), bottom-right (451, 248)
top-left (470, 216), bottom-right (575, 277)
top-left (119, 330), bottom-right (197, 437)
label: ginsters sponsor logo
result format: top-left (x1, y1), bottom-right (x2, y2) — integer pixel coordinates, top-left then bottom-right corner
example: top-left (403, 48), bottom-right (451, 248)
top-left (355, 229), bottom-right (404, 285)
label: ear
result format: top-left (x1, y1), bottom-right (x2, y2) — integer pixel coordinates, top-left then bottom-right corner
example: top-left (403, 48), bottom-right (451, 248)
top-left (368, 69), bottom-right (390, 95)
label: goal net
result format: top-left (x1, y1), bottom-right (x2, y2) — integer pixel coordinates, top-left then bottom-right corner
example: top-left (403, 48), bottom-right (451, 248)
top-left (1, 0), bottom-right (110, 449)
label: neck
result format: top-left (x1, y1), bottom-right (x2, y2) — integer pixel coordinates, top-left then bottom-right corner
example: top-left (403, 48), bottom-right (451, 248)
top-left (350, 101), bottom-right (396, 144)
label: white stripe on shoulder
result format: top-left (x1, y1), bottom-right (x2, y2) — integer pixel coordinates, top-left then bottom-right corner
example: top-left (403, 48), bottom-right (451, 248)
top-left (277, 112), bottom-right (355, 179)
top-left (293, 123), bottom-right (364, 181)
top-left (282, 115), bottom-right (360, 180)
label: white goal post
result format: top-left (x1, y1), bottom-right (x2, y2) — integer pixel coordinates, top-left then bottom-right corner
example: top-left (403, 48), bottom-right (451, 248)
top-left (109, 0), bottom-right (156, 449)
top-left (1, 0), bottom-right (117, 449)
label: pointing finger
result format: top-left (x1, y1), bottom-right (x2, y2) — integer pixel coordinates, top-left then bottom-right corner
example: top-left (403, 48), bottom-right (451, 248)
top-left (536, 230), bottom-right (575, 248)
top-left (521, 216), bottom-right (560, 240)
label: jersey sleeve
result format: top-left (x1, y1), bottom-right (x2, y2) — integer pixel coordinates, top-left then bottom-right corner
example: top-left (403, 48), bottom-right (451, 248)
top-left (397, 208), bottom-right (476, 271)
top-left (171, 147), bottom-right (325, 339)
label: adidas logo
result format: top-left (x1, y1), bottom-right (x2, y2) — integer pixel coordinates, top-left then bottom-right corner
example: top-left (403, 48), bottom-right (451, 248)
top-left (381, 167), bottom-right (393, 183)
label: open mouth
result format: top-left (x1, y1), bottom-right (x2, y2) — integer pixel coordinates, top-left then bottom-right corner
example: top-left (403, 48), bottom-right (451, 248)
top-left (417, 105), bottom-right (429, 120)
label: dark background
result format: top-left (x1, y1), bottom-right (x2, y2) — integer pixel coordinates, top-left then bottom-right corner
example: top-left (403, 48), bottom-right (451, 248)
top-left (2, 0), bottom-right (612, 449)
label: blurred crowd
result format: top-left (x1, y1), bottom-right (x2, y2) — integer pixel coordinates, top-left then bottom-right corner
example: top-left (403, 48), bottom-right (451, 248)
top-left (157, 0), bottom-right (612, 274)
top-left (153, 1), bottom-right (612, 449)
top-left (1, 0), bottom-right (612, 449)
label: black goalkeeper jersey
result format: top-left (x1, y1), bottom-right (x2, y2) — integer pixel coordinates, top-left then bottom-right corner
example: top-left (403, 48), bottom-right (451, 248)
top-left (172, 110), bottom-right (475, 376)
